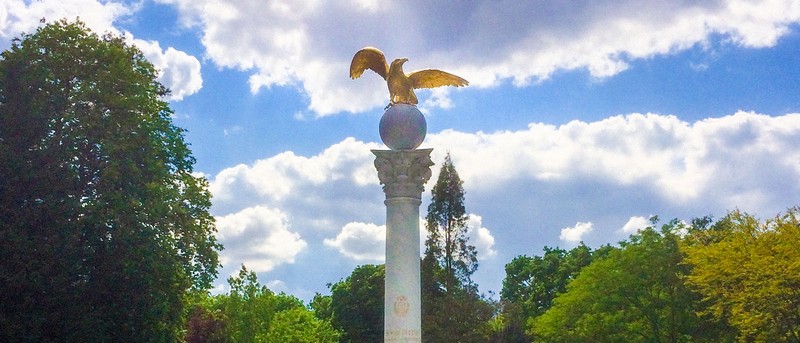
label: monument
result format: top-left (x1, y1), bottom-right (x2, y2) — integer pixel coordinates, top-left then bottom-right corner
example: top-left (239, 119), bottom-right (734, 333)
top-left (350, 47), bottom-right (468, 342)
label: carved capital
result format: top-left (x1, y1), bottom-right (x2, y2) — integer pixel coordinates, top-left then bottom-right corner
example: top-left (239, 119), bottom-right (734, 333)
top-left (372, 149), bottom-right (434, 199)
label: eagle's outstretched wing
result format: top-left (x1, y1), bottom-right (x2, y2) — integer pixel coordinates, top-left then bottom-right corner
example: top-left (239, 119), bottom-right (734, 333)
top-left (350, 47), bottom-right (389, 80)
top-left (407, 69), bottom-right (469, 89)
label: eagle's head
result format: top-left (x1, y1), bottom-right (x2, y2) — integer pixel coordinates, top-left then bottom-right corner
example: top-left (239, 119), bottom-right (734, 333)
top-left (390, 58), bottom-right (409, 71)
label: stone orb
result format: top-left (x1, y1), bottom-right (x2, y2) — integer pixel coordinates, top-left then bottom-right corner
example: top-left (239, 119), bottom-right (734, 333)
top-left (379, 104), bottom-right (427, 150)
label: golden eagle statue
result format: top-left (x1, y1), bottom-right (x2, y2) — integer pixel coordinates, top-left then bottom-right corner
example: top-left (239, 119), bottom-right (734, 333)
top-left (350, 47), bottom-right (469, 106)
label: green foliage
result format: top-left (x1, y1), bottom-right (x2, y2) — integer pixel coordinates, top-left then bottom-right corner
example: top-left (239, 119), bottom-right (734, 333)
top-left (683, 208), bottom-right (800, 342)
top-left (310, 292), bottom-right (334, 322)
top-left (422, 153), bottom-right (494, 342)
top-left (329, 264), bottom-right (385, 343)
top-left (425, 152), bottom-right (477, 289)
top-left (263, 307), bottom-right (340, 343)
top-left (499, 243), bottom-right (599, 342)
top-left (191, 265), bottom-right (339, 343)
top-left (530, 221), bottom-right (726, 342)
top-left (423, 282), bottom-right (496, 343)
top-left (0, 20), bottom-right (220, 341)
top-left (219, 265), bottom-right (280, 343)
top-left (185, 301), bottom-right (227, 343)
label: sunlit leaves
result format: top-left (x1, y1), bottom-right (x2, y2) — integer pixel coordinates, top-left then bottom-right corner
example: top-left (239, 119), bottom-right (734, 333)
top-left (188, 265), bottom-right (339, 343)
top-left (683, 208), bottom-right (800, 342)
top-left (529, 222), bottom-right (723, 342)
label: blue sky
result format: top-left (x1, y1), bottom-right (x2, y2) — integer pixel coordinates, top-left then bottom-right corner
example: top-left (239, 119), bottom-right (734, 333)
top-left (2, 0), bottom-right (799, 301)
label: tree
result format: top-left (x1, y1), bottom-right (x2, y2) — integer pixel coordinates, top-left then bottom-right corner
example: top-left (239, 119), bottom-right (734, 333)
top-left (186, 301), bottom-right (227, 343)
top-left (424, 152), bottom-right (477, 290)
top-left (310, 292), bottom-right (334, 323)
top-left (530, 220), bottom-right (729, 342)
top-left (0, 20), bottom-right (220, 341)
top-left (499, 243), bottom-right (599, 342)
top-left (422, 153), bottom-right (494, 342)
top-left (263, 307), bottom-right (340, 343)
top-left (328, 264), bottom-right (385, 343)
top-left (218, 265), bottom-right (279, 343)
top-left (683, 208), bottom-right (800, 342)
top-left (211, 265), bottom-right (339, 343)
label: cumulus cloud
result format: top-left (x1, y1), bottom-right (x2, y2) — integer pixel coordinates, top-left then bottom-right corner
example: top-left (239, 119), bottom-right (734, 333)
top-left (427, 111), bottom-right (800, 210)
top-left (131, 38), bottom-right (203, 101)
top-left (620, 216), bottom-right (652, 234)
top-left (0, 0), bottom-right (130, 45)
top-left (466, 214), bottom-right (497, 260)
top-left (324, 222), bottom-right (385, 261)
top-left (560, 222), bottom-right (594, 243)
top-left (0, 0), bottom-right (203, 101)
top-left (155, 0), bottom-right (800, 115)
top-left (215, 206), bottom-right (307, 273)
top-left (209, 137), bottom-right (383, 215)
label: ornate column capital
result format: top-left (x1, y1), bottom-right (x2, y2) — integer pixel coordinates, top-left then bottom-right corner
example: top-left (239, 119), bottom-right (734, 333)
top-left (372, 149), bottom-right (434, 199)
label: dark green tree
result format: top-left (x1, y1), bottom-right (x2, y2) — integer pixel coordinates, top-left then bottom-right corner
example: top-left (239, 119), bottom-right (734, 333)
top-left (0, 20), bottom-right (220, 342)
top-left (186, 302), bottom-right (228, 343)
top-left (422, 153), bottom-right (493, 342)
top-left (310, 292), bottom-right (334, 323)
top-left (425, 153), bottom-right (477, 290)
top-left (498, 243), bottom-right (599, 342)
top-left (328, 264), bottom-right (385, 343)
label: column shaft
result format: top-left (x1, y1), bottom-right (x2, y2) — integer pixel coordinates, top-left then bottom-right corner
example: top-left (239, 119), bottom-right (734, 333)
top-left (384, 197), bottom-right (422, 342)
top-left (372, 149), bottom-right (433, 343)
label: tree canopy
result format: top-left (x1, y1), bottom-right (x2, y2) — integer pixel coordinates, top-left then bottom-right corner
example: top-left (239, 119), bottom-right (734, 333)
top-left (499, 243), bottom-right (602, 342)
top-left (326, 264), bottom-right (385, 343)
top-left (528, 220), bottom-right (734, 342)
top-left (683, 208), bottom-right (800, 342)
top-left (0, 20), bottom-right (220, 341)
top-left (186, 265), bottom-right (340, 343)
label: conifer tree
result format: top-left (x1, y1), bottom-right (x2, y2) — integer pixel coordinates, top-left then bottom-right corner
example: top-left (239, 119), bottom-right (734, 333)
top-left (424, 152), bottom-right (477, 291)
top-left (422, 153), bottom-right (492, 342)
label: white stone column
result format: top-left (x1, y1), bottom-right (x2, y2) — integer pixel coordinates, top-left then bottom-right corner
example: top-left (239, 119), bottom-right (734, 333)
top-left (373, 149), bottom-right (433, 343)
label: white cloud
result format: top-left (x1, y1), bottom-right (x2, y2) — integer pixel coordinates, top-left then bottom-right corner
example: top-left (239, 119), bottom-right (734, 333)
top-left (324, 222), bottom-right (385, 261)
top-left (131, 38), bottom-right (203, 101)
top-left (209, 137), bottom-right (382, 215)
top-left (0, 1), bottom-right (203, 102)
top-left (265, 279), bottom-right (288, 293)
top-left (620, 216), bottom-right (652, 234)
top-left (215, 206), bottom-right (307, 273)
top-left (560, 222), bottom-right (594, 243)
top-left (427, 112), bottom-right (800, 209)
top-left (156, 0), bottom-right (800, 116)
top-left (466, 214), bottom-right (497, 259)
top-left (3, 1), bottom-right (800, 114)
top-left (0, 0), bottom-right (131, 45)
top-left (420, 88), bottom-right (454, 113)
